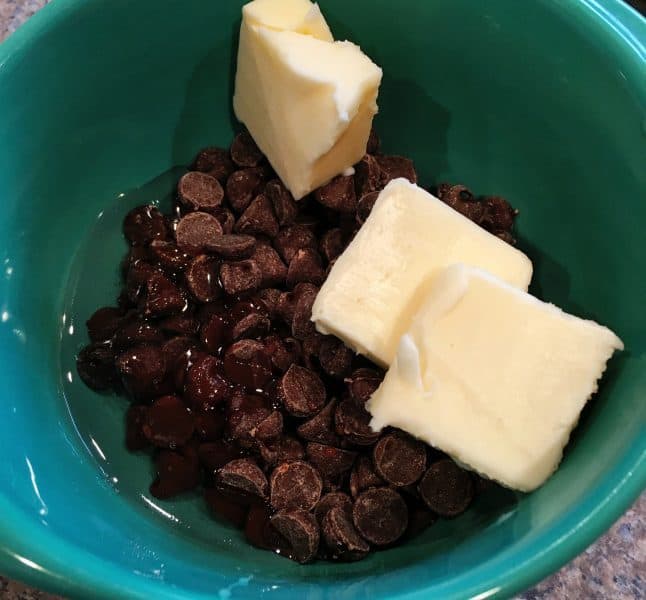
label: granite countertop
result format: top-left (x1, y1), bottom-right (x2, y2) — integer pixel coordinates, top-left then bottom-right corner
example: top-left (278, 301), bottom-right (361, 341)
top-left (1, 1), bottom-right (644, 599)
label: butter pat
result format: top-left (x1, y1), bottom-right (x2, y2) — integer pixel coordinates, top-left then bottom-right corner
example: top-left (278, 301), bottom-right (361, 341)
top-left (367, 264), bottom-right (623, 491)
top-left (311, 179), bottom-right (533, 366)
top-left (234, 0), bottom-right (382, 199)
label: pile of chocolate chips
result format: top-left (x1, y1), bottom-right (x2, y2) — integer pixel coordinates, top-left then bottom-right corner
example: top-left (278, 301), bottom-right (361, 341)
top-left (76, 130), bottom-right (517, 563)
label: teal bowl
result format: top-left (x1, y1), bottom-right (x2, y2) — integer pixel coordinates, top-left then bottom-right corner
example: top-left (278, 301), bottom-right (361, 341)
top-left (0, 0), bottom-right (644, 598)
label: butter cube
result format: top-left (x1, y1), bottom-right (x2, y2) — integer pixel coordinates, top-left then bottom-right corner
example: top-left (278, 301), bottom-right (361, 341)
top-left (367, 264), bottom-right (623, 491)
top-left (233, 0), bottom-right (382, 199)
top-left (311, 179), bottom-right (533, 366)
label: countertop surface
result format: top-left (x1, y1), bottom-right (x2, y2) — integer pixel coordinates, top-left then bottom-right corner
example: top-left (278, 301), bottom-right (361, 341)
top-left (1, 1), bottom-right (644, 599)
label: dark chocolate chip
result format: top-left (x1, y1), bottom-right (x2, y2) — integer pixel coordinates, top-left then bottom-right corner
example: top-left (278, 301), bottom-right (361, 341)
top-left (276, 282), bottom-right (317, 327)
top-left (204, 488), bottom-right (248, 527)
top-left (249, 410), bottom-right (283, 442)
top-left (207, 234), bottom-right (256, 259)
top-left (322, 506), bottom-right (370, 561)
top-left (159, 314), bottom-right (199, 336)
top-left (193, 147), bottom-right (235, 183)
top-left (366, 128), bottom-right (380, 154)
top-left (266, 179), bottom-right (298, 226)
top-left (264, 334), bottom-right (302, 374)
top-left (217, 458), bottom-right (268, 498)
top-left (194, 411), bottom-right (225, 441)
top-left (234, 193), bottom-right (279, 238)
top-left (356, 191), bottom-right (380, 225)
top-left (259, 436), bottom-right (305, 467)
top-left (76, 343), bottom-right (117, 392)
top-left (354, 155), bottom-right (383, 197)
top-left (139, 272), bottom-right (186, 318)
top-left (314, 491), bottom-right (353, 525)
top-left (436, 183), bottom-right (485, 223)
top-left (200, 312), bottom-right (229, 353)
top-left (115, 344), bottom-right (167, 400)
top-left (373, 432), bottom-right (427, 487)
top-left (278, 364), bottom-right (326, 417)
top-left (270, 460), bottom-right (323, 512)
top-left (232, 312), bottom-right (270, 340)
top-left (352, 487), bottom-right (408, 546)
top-left (223, 339), bottom-right (272, 389)
top-left (125, 405), bottom-right (149, 451)
top-left (227, 392), bottom-right (272, 448)
top-left (270, 509), bottom-right (320, 563)
top-left (257, 288), bottom-right (282, 317)
top-left (418, 458), bottom-right (474, 517)
top-left (249, 243), bottom-right (287, 287)
top-left (142, 395), bottom-right (195, 448)
top-left (178, 171), bottom-right (224, 211)
top-left (481, 195), bottom-right (517, 232)
top-left (319, 228), bottom-right (346, 263)
top-left (496, 230), bottom-right (517, 245)
top-left (376, 155), bottom-right (417, 185)
top-left (230, 131), bottom-right (264, 167)
top-left (318, 337), bottom-right (353, 379)
top-left (334, 399), bottom-right (380, 446)
top-left (86, 306), bottom-right (124, 343)
top-left (290, 286), bottom-right (318, 340)
top-left (199, 440), bottom-right (240, 472)
top-left (220, 260), bottom-right (262, 296)
top-left (150, 240), bottom-right (192, 273)
top-left (306, 443), bottom-right (356, 479)
top-left (175, 211), bottom-right (223, 252)
top-left (112, 319), bottom-right (164, 351)
top-left (226, 168), bottom-right (266, 214)
top-left (123, 205), bottom-right (168, 245)
top-left (185, 255), bottom-right (222, 303)
top-left (185, 354), bottom-right (230, 411)
top-left (347, 368), bottom-right (383, 404)
top-left (212, 206), bottom-right (236, 234)
top-left (297, 400), bottom-right (341, 446)
top-left (125, 260), bottom-right (159, 304)
top-left (286, 248), bottom-right (325, 287)
top-left (150, 448), bottom-right (200, 499)
top-left (274, 225), bottom-right (317, 263)
top-left (313, 175), bottom-right (357, 213)
top-left (349, 455), bottom-right (385, 498)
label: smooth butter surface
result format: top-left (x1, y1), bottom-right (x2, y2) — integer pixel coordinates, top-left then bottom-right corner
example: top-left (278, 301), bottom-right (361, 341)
top-left (311, 178), bottom-right (533, 366)
top-left (367, 264), bottom-right (623, 491)
top-left (234, 0), bottom-right (382, 199)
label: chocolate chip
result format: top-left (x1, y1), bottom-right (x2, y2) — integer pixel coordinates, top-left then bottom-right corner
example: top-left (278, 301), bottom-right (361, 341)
top-left (356, 191), bottom-right (380, 225)
top-left (220, 260), bottom-right (262, 296)
top-left (142, 395), bottom-right (195, 448)
top-left (376, 155), bottom-right (417, 185)
top-left (418, 458), bottom-right (474, 517)
top-left (314, 491), bottom-right (353, 525)
top-left (436, 183), bottom-right (485, 223)
top-left (318, 337), bottom-right (353, 379)
top-left (159, 314), bottom-right (199, 336)
top-left (123, 205), bottom-right (168, 245)
top-left (290, 286), bottom-right (318, 340)
top-left (496, 230), bottom-right (517, 245)
top-left (249, 410), bottom-right (283, 442)
top-left (175, 211), bottom-right (223, 252)
top-left (150, 240), bottom-right (192, 273)
top-left (230, 131), bottom-right (264, 167)
top-left (223, 339), bottom-right (272, 389)
top-left (353, 487), bottom-right (408, 546)
top-left (112, 319), bottom-right (164, 351)
top-left (249, 243), bottom-right (287, 287)
top-left (86, 307), bottom-right (124, 343)
top-left (276, 282), bottom-right (317, 327)
top-left (115, 344), bottom-right (167, 400)
top-left (212, 206), bottom-right (236, 234)
top-left (301, 332), bottom-right (325, 364)
top-left (244, 505), bottom-right (277, 550)
top-left (349, 455), bottom-right (385, 498)
top-left (161, 337), bottom-right (198, 372)
top-left (178, 171), bottom-right (224, 211)
top-left (185, 255), bottom-right (222, 303)
top-left (194, 411), bottom-right (225, 441)
top-left (232, 312), bottom-right (270, 341)
top-left (278, 365), bottom-right (326, 417)
top-left (139, 272), bottom-right (186, 318)
top-left (204, 488), bottom-right (248, 527)
top-left (270, 460), bottom-right (323, 512)
top-left (306, 443), bottom-right (356, 479)
top-left (262, 334), bottom-right (300, 374)
top-left (274, 225), bottom-right (317, 263)
top-left (150, 448), bottom-right (200, 499)
top-left (373, 432), bottom-right (427, 487)
top-left (234, 193), bottom-right (279, 238)
top-left (334, 399), bottom-right (380, 446)
top-left (403, 505), bottom-right (438, 541)
top-left (354, 155), bottom-right (383, 197)
top-left (125, 260), bottom-right (159, 304)
top-left (256, 288), bottom-right (281, 317)
top-left (185, 354), bottom-right (230, 411)
top-left (226, 168), bottom-right (266, 213)
top-left (313, 175), bottom-right (357, 213)
top-left (193, 147), bottom-right (235, 183)
top-left (76, 343), bottom-right (117, 392)
top-left (217, 458), bottom-right (268, 498)
top-left (207, 234), bottom-right (256, 259)
top-left (366, 128), bottom-right (380, 154)
top-left (319, 228), bottom-right (345, 263)
top-left (259, 436), bottom-right (304, 467)
top-left (266, 179), bottom-right (298, 226)
top-left (481, 195), bottom-right (517, 232)
top-left (125, 405), bottom-right (149, 451)
top-left (346, 368), bottom-right (383, 404)
top-left (200, 312), bottom-right (229, 353)
top-left (269, 509), bottom-right (320, 563)
top-left (297, 400), bottom-right (341, 446)
top-left (227, 392), bottom-right (272, 448)
top-left (199, 440), bottom-right (240, 472)
top-left (322, 506), bottom-right (370, 561)
top-left (286, 248), bottom-right (325, 287)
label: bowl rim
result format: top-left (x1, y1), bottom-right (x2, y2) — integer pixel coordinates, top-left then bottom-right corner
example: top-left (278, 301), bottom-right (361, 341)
top-left (0, 0), bottom-right (645, 599)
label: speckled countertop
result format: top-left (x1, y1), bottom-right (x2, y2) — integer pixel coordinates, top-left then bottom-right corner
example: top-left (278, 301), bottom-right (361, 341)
top-left (1, 1), bottom-right (644, 599)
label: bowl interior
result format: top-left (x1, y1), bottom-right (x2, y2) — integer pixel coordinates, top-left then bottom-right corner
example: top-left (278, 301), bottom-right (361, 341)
top-left (0, 0), bottom-right (644, 599)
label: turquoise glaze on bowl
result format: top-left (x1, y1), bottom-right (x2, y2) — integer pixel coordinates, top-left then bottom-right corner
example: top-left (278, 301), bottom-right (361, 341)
top-left (0, 1), bottom-right (644, 598)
